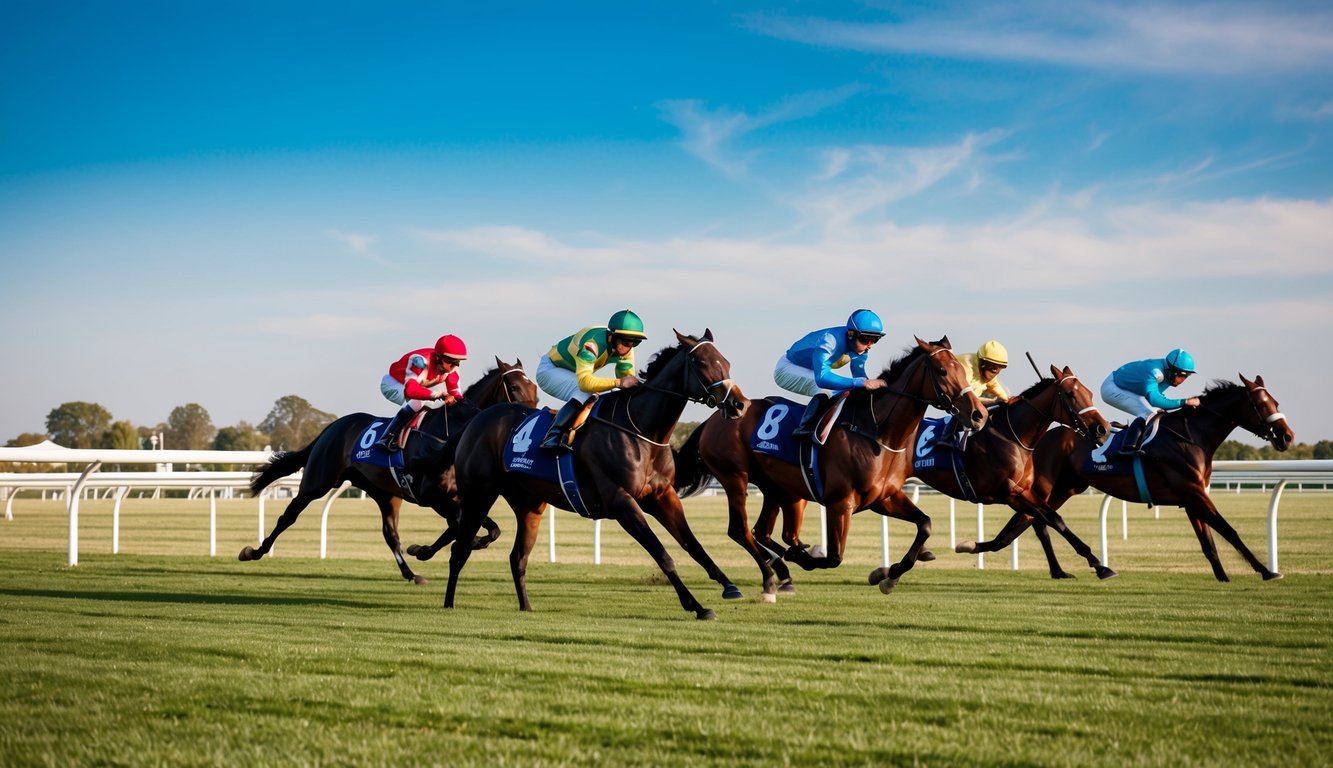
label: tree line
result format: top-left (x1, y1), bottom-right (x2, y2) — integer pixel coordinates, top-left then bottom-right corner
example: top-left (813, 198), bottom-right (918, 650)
top-left (3, 396), bottom-right (337, 461)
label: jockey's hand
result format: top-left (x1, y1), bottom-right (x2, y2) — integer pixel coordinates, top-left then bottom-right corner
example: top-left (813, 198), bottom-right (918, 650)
top-left (862, 378), bottom-right (886, 390)
top-left (442, 395), bottom-right (457, 405)
top-left (618, 375), bottom-right (641, 389)
top-left (1185, 397), bottom-right (1201, 407)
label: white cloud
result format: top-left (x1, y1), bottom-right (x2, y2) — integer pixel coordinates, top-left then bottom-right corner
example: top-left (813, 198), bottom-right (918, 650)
top-left (328, 229), bottom-right (390, 266)
top-left (746, 2), bottom-right (1333, 76)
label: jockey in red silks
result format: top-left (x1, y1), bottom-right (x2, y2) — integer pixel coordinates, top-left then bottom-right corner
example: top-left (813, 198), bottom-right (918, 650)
top-left (376, 334), bottom-right (468, 451)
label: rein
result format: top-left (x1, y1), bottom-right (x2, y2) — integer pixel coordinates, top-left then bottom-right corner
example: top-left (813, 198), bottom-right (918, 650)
top-left (1197, 385), bottom-right (1288, 444)
top-left (1004, 375), bottom-right (1101, 451)
top-left (856, 348), bottom-right (959, 454)
top-left (605, 339), bottom-right (734, 447)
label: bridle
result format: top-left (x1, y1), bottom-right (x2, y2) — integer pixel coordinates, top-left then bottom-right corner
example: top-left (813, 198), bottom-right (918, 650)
top-left (1228, 385), bottom-right (1288, 445)
top-left (498, 366), bottom-right (533, 404)
top-left (1006, 374), bottom-right (1102, 451)
top-left (641, 340), bottom-right (737, 409)
top-left (880, 347), bottom-right (970, 416)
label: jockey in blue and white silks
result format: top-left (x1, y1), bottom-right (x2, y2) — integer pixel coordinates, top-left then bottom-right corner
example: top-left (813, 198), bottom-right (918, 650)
top-left (1100, 348), bottom-right (1201, 454)
top-left (776, 309), bottom-right (887, 438)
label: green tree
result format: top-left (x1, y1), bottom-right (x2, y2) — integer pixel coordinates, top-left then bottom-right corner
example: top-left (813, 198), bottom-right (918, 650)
top-left (259, 395), bottom-right (335, 451)
top-left (101, 421), bottom-right (141, 450)
top-left (5, 432), bottom-right (49, 448)
top-left (213, 421), bottom-right (269, 451)
top-left (45, 401), bottom-right (113, 448)
top-left (2, 432), bottom-right (55, 472)
top-left (164, 403), bottom-right (216, 450)
top-left (670, 421), bottom-right (701, 451)
top-left (1314, 440), bottom-right (1333, 459)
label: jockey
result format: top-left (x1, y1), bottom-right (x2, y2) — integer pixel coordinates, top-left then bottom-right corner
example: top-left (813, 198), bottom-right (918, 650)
top-left (940, 340), bottom-right (1011, 449)
top-left (775, 309), bottom-right (887, 438)
top-left (536, 309), bottom-right (646, 450)
top-left (1101, 348), bottom-right (1201, 455)
top-left (376, 334), bottom-right (468, 451)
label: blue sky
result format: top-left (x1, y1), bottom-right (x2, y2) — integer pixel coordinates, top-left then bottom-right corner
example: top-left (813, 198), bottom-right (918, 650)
top-left (2, 0), bottom-right (1331, 445)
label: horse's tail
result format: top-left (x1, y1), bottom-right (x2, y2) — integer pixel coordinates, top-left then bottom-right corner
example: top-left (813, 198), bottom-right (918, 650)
top-left (249, 444), bottom-right (312, 497)
top-left (672, 422), bottom-right (715, 498)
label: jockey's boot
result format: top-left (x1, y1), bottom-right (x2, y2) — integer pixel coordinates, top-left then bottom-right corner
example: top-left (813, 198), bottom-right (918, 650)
top-left (376, 405), bottom-right (414, 452)
top-left (791, 393), bottom-right (830, 439)
top-left (938, 419), bottom-right (969, 451)
top-left (1118, 415), bottom-right (1151, 456)
top-left (541, 396), bottom-right (595, 451)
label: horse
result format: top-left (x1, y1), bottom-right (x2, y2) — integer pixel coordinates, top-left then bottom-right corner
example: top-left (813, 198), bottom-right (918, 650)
top-left (240, 358), bottom-right (539, 584)
top-left (443, 330), bottom-right (749, 619)
top-left (1029, 374), bottom-right (1293, 581)
top-left (916, 365), bottom-right (1117, 579)
top-left (673, 336), bottom-right (987, 601)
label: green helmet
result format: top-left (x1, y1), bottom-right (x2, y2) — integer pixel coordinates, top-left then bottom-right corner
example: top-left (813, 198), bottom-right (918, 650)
top-left (607, 309), bottom-right (647, 339)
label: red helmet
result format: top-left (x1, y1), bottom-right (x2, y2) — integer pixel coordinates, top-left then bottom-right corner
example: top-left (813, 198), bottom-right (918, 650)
top-left (433, 334), bottom-right (468, 360)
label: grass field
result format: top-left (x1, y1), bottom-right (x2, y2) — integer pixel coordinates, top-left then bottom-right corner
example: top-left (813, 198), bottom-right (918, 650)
top-left (1, 490), bottom-right (1330, 766)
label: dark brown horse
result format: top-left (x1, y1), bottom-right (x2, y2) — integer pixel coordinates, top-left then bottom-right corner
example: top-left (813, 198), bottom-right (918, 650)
top-left (1030, 374), bottom-right (1293, 581)
top-left (444, 330), bottom-right (749, 619)
top-left (673, 337), bottom-right (986, 600)
top-left (923, 365), bottom-right (1117, 579)
top-left (241, 359), bottom-right (539, 584)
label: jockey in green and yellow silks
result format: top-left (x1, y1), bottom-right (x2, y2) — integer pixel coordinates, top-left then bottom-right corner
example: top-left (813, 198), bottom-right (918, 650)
top-left (536, 309), bottom-right (647, 450)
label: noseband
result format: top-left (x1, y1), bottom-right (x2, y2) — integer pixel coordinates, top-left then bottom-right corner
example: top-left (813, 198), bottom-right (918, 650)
top-left (888, 348), bottom-right (967, 415)
top-left (643, 340), bottom-right (736, 409)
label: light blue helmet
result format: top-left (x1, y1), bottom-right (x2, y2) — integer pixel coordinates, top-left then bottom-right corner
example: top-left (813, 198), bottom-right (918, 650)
top-left (1165, 348), bottom-right (1196, 375)
top-left (847, 309), bottom-right (884, 338)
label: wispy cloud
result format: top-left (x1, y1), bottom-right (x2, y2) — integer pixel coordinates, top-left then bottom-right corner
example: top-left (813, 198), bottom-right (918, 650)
top-left (658, 86), bottom-right (862, 175)
top-left (328, 229), bottom-right (390, 266)
top-left (745, 2), bottom-right (1333, 76)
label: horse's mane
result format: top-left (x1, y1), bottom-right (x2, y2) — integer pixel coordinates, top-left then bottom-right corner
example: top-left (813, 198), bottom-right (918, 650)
top-left (1015, 377), bottom-right (1054, 400)
top-left (876, 345), bottom-right (929, 383)
top-left (1200, 380), bottom-right (1244, 401)
top-left (462, 367), bottom-right (502, 400)
top-left (640, 343), bottom-right (685, 383)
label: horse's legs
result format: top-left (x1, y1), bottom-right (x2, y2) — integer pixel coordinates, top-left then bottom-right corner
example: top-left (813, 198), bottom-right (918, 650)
top-left (609, 491), bottom-right (714, 620)
top-left (862, 490), bottom-right (932, 593)
top-left (1182, 494), bottom-right (1279, 581)
top-left (779, 498), bottom-right (807, 550)
top-left (784, 502), bottom-right (852, 570)
top-left (508, 507), bottom-right (545, 612)
top-left (238, 488), bottom-right (323, 561)
top-left (716, 477), bottom-right (781, 601)
top-left (365, 492), bottom-right (426, 585)
top-left (444, 489), bottom-right (497, 609)
top-left (1029, 521), bottom-right (1073, 579)
top-left (644, 490), bottom-right (742, 601)
top-left (410, 514), bottom-right (500, 561)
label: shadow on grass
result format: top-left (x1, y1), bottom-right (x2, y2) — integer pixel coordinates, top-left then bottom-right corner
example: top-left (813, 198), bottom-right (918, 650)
top-left (0, 587), bottom-right (383, 609)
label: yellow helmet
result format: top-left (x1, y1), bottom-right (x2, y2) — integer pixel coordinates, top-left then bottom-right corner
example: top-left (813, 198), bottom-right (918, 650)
top-left (978, 340), bottom-right (1008, 367)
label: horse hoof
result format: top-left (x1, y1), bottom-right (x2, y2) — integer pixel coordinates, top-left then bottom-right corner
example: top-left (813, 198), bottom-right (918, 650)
top-left (1263, 571), bottom-right (1284, 581)
top-left (759, 592), bottom-right (777, 604)
top-left (878, 577), bottom-right (899, 595)
top-left (470, 538), bottom-right (491, 551)
top-left (918, 550), bottom-right (936, 562)
top-left (777, 579), bottom-right (796, 594)
top-left (238, 547), bottom-right (256, 562)
top-left (1051, 571), bottom-right (1076, 580)
top-left (696, 608), bottom-right (716, 620)
top-left (722, 585), bottom-right (743, 600)
top-left (867, 567), bottom-right (890, 585)
top-left (954, 540), bottom-right (977, 554)
top-left (1096, 567), bottom-right (1118, 580)
top-left (411, 575), bottom-right (428, 586)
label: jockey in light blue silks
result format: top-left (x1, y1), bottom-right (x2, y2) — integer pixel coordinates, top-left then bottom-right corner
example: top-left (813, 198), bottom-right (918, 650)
top-left (775, 309), bottom-right (887, 438)
top-left (1100, 348), bottom-right (1202, 454)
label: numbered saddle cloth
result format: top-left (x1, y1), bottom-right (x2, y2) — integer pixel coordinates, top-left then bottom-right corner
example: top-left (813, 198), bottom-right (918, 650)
top-left (502, 408), bottom-right (596, 518)
top-left (750, 396), bottom-right (804, 465)
top-left (350, 417), bottom-right (415, 501)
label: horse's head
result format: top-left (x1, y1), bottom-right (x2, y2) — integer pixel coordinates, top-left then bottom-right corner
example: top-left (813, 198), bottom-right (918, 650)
top-left (496, 356), bottom-right (539, 408)
top-left (675, 328), bottom-right (749, 419)
top-left (1240, 374), bottom-right (1293, 451)
top-left (1050, 364), bottom-right (1110, 445)
top-left (914, 336), bottom-right (987, 430)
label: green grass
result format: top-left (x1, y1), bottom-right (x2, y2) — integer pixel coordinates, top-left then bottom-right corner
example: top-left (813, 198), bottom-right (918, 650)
top-left (1, 492), bottom-right (1330, 766)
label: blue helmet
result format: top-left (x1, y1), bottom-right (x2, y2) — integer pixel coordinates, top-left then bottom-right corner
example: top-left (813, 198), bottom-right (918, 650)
top-left (1165, 348), bottom-right (1196, 375)
top-left (847, 309), bottom-right (884, 338)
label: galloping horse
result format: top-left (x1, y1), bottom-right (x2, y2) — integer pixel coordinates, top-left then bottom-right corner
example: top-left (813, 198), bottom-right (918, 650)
top-left (241, 359), bottom-right (539, 584)
top-left (921, 365), bottom-right (1117, 579)
top-left (673, 337), bottom-right (986, 600)
top-left (1030, 375), bottom-right (1293, 581)
top-left (444, 330), bottom-right (749, 619)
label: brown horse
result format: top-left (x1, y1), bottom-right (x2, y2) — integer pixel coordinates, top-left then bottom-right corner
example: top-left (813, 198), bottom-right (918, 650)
top-left (673, 337), bottom-right (986, 600)
top-left (925, 365), bottom-right (1117, 579)
top-left (241, 359), bottom-right (538, 584)
top-left (1030, 374), bottom-right (1293, 581)
top-left (444, 330), bottom-right (749, 619)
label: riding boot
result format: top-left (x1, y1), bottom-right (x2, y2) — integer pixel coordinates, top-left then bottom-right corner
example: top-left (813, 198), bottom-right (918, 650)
top-left (376, 405), bottom-right (415, 452)
top-left (792, 393), bottom-right (830, 439)
top-left (938, 418), bottom-right (968, 451)
top-left (541, 397), bottom-right (591, 451)
top-left (1118, 415), bottom-right (1152, 456)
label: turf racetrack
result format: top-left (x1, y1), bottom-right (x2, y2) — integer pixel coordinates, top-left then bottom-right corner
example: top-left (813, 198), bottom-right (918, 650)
top-left (1, 492), bottom-right (1329, 766)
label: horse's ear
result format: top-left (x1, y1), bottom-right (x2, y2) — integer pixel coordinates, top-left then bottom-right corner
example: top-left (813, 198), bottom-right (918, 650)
top-left (516, 357), bottom-right (523, 368)
top-left (939, 335), bottom-right (951, 349)
top-left (1049, 364), bottom-right (1062, 379)
top-left (1240, 373), bottom-right (1254, 387)
top-left (495, 355), bottom-right (504, 369)
top-left (703, 328), bottom-right (714, 342)
top-left (914, 336), bottom-right (928, 349)
top-left (1255, 374), bottom-right (1264, 386)
top-left (674, 328), bottom-right (692, 345)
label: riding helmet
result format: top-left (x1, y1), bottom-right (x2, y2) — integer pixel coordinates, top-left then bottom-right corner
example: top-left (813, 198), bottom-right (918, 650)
top-left (846, 309), bottom-right (885, 338)
top-left (608, 309), bottom-right (648, 339)
top-left (434, 334), bottom-right (469, 360)
top-left (1165, 348), bottom-right (1195, 375)
top-left (978, 340), bottom-right (1009, 367)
